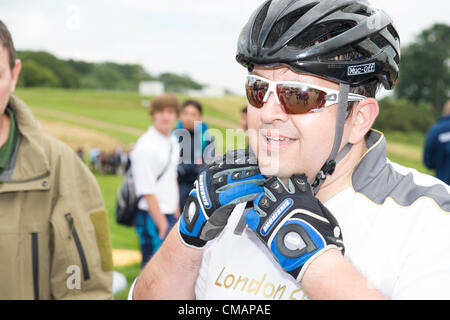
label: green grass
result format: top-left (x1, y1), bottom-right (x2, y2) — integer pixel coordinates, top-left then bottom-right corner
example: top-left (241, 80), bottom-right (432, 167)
top-left (16, 88), bottom-right (152, 130)
top-left (15, 88), bottom-right (248, 151)
top-left (113, 263), bottom-right (142, 300)
top-left (15, 88), bottom-right (247, 131)
top-left (35, 112), bottom-right (140, 146)
top-left (197, 96), bottom-right (247, 124)
top-left (386, 153), bottom-right (434, 176)
top-left (383, 130), bottom-right (426, 148)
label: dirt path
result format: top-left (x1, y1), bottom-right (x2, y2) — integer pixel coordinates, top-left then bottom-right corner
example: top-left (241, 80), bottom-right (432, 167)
top-left (38, 118), bottom-right (122, 150)
top-left (112, 249), bottom-right (141, 267)
top-left (31, 106), bottom-right (146, 136)
top-left (203, 115), bottom-right (239, 129)
top-left (32, 105), bottom-right (240, 133)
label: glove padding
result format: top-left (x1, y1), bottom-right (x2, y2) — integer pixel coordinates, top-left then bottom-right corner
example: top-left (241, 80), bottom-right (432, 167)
top-left (245, 174), bottom-right (344, 282)
top-left (179, 149), bottom-right (266, 248)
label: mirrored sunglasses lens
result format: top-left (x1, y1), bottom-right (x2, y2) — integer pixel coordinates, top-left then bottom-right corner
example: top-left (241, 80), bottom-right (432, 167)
top-left (277, 84), bottom-right (327, 114)
top-left (246, 77), bottom-right (268, 108)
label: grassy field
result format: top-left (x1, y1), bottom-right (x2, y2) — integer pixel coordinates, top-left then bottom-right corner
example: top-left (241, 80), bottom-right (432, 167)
top-left (15, 88), bottom-right (247, 153)
top-left (13, 88), bottom-right (435, 299)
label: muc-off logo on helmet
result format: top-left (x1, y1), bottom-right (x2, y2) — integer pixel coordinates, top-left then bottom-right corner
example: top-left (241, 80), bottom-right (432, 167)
top-left (347, 63), bottom-right (376, 76)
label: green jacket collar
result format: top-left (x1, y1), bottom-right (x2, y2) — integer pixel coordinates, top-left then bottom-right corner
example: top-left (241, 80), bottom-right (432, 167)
top-left (0, 95), bottom-right (51, 192)
top-left (0, 106), bottom-right (18, 171)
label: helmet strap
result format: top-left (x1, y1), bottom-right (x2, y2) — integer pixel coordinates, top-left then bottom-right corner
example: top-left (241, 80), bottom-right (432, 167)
top-left (312, 83), bottom-right (352, 194)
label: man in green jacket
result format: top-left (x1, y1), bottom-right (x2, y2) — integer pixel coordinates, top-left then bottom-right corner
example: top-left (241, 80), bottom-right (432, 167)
top-left (0, 20), bottom-right (113, 299)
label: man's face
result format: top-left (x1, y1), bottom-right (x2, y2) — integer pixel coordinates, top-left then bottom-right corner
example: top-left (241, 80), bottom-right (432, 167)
top-left (180, 105), bottom-right (201, 131)
top-left (152, 107), bottom-right (178, 136)
top-left (0, 45), bottom-right (20, 116)
top-left (247, 66), bottom-right (340, 183)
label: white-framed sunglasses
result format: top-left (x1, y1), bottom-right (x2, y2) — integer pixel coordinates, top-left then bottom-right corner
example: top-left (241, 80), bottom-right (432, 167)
top-left (246, 74), bottom-right (367, 114)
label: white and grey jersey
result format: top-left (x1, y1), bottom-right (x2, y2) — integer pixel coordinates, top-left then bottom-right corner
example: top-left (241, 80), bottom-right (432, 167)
top-left (352, 130), bottom-right (450, 211)
top-left (195, 130), bottom-right (450, 300)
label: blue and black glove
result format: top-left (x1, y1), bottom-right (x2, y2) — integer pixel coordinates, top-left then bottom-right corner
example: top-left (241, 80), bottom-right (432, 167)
top-left (178, 149), bottom-right (266, 249)
top-left (246, 174), bottom-right (344, 282)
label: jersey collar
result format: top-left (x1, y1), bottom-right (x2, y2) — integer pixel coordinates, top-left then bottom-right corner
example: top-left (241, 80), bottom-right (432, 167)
top-left (350, 129), bottom-right (387, 193)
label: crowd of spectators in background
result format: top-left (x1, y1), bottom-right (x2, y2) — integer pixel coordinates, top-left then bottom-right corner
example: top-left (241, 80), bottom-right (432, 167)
top-left (84, 146), bottom-right (131, 175)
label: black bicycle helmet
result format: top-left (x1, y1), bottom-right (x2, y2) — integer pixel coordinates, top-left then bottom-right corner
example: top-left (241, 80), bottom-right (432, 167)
top-left (236, 0), bottom-right (400, 90)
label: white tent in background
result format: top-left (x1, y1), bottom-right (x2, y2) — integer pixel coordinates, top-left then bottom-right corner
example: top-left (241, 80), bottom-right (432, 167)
top-left (139, 81), bottom-right (164, 96)
top-left (187, 86), bottom-right (226, 98)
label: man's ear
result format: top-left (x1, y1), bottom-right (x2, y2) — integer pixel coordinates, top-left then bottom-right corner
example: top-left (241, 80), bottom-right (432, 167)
top-left (9, 59), bottom-right (21, 94)
top-left (348, 98), bottom-right (379, 145)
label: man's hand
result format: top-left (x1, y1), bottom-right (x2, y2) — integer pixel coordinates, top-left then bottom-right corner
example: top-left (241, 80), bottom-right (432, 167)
top-left (245, 174), bottom-right (344, 282)
top-left (175, 205), bottom-right (181, 219)
top-left (143, 194), bottom-right (169, 239)
top-left (155, 214), bottom-right (169, 239)
top-left (178, 149), bottom-right (266, 249)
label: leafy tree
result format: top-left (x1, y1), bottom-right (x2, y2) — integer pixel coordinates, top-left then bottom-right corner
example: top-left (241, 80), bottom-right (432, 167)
top-left (395, 24), bottom-right (450, 116)
top-left (18, 59), bottom-right (60, 87)
top-left (74, 60), bottom-right (155, 90)
top-left (17, 51), bottom-right (81, 88)
top-left (90, 63), bottom-right (125, 90)
top-left (15, 50), bottom-right (203, 92)
top-left (374, 97), bottom-right (436, 133)
top-left (159, 72), bottom-right (203, 93)
top-left (66, 59), bottom-right (94, 75)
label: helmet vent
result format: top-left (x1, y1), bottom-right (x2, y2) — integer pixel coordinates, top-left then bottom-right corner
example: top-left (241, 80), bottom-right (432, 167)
top-left (387, 24), bottom-right (400, 40)
top-left (252, 1), bottom-right (272, 46)
top-left (319, 45), bottom-right (366, 62)
top-left (342, 3), bottom-right (373, 17)
top-left (289, 20), bottom-right (356, 50)
top-left (265, 3), bottom-right (318, 48)
top-left (370, 33), bottom-right (390, 49)
top-left (394, 54), bottom-right (400, 65)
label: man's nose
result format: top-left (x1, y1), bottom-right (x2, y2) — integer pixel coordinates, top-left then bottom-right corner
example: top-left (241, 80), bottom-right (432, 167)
top-left (260, 91), bottom-right (290, 124)
top-left (163, 112), bottom-right (174, 119)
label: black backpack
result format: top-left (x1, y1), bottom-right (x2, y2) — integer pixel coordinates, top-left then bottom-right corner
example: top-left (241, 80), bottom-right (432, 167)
top-left (115, 144), bottom-right (173, 226)
top-left (115, 169), bottom-right (140, 226)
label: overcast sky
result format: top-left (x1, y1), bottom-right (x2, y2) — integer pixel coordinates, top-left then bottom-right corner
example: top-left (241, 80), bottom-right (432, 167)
top-left (1, 0), bottom-right (449, 94)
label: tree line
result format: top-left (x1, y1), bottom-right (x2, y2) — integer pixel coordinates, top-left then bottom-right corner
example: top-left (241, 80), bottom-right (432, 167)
top-left (16, 50), bottom-right (204, 93)
top-left (373, 23), bottom-right (449, 134)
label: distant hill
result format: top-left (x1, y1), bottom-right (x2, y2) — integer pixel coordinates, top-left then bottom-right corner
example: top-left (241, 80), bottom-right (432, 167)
top-left (16, 50), bottom-right (204, 92)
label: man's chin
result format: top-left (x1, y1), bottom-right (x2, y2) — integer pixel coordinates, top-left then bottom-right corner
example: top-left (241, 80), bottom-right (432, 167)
top-left (257, 156), bottom-right (313, 183)
top-left (257, 156), bottom-right (295, 179)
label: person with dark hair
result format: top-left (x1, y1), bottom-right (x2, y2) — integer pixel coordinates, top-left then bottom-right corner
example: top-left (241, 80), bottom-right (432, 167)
top-left (130, 93), bottom-right (181, 267)
top-left (240, 106), bottom-right (248, 131)
top-left (0, 20), bottom-right (113, 299)
top-left (175, 99), bottom-right (215, 209)
top-left (424, 100), bottom-right (450, 184)
top-left (131, 0), bottom-right (450, 300)
top-left (240, 106), bottom-right (249, 148)
top-left (76, 147), bottom-right (84, 161)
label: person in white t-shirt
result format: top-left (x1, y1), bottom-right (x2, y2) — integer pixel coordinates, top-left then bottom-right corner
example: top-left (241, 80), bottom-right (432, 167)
top-left (131, 0), bottom-right (450, 299)
top-left (130, 93), bottom-right (181, 267)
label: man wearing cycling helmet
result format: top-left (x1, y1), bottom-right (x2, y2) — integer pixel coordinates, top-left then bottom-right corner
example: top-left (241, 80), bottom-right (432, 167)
top-left (132, 0), bottom-right (450, 300)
